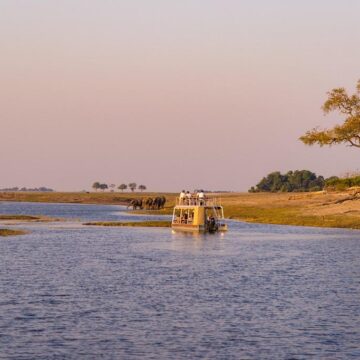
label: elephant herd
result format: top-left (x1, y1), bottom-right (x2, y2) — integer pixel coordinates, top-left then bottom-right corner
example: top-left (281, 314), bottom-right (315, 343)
top-left (127, 196), bottom-right (166, 210)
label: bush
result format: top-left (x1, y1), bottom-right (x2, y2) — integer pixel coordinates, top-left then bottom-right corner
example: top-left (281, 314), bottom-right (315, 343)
top-left (249, 170), bottom-right (325, 193)
top-left (325, 175), bottom-right (360, 191)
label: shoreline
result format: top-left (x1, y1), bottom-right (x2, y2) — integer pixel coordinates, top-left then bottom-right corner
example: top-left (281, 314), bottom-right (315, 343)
top-left (1, 191), bottom-right (360, 230)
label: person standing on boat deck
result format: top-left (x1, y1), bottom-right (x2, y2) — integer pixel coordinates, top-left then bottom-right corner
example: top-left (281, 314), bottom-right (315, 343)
top-left (179, 190), bottom-right (186, 204)
top-left (191, 190), bottom-right (197, 205)
top-left (198, 190), bottom-right (205, 205)
top-left (186, 191), bottom-right (191, 205)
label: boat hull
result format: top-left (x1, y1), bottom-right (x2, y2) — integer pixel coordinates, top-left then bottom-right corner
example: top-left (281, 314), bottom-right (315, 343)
top-left (171, 223), bottom-right (228, 233)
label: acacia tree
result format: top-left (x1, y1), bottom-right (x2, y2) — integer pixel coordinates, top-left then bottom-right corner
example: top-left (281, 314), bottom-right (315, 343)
top-left (128, 183), bottom-right (137, 192)
top-left (109, 184), bottom-right (116, 192)
top-left (92, 182), bottom-right (101, 192)
top-left (300, 80), bottom-right (360, 148)
top-left (99, 183), bottom-right (108, 192)
top-left (118, 184), bottom-right (127, 192)
top-left (138, 185), bottom-right (146, 192)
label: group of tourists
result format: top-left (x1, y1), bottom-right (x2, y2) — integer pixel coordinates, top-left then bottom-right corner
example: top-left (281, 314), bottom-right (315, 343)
top-left (179, 189), bottom-right (206, 205)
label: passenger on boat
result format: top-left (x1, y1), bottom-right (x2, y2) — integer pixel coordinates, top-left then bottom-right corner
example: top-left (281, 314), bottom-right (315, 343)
top-left (198, 190), bottom-right (205, 205)
top-left (179, 190), bottom-right (186, 204)
top-left (207, 215), bottom-right (217, 232)
top-left (181, 213), bottom-right (188, 223)
top-left (186, 191), bottom-right (192, 205)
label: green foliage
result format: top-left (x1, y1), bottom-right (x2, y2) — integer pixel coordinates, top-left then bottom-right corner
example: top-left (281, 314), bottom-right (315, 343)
top-left (92, 182), bottom-right (101, 191)
top-left (250, 170), bottom-right (325, 192)
top-left (325, 175), bottom-right (360, 191)
top-left (300, 80), bottom-right (360, 148)
top-left (138, 185), bottom-right (146, 192)
top-left (99, 183), bottom-right (108, 191)
top-left (118, 184), bottom-right (127, 192)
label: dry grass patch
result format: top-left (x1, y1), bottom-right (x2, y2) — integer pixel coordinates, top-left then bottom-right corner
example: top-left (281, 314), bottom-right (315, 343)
top-left (0, 228), bottom-right (27, 236)
top-left (84, 221), bottom-right (171, 228)
top-left (0, 215), bottom-right (60, 222)
top-left (0, 191), bottom-right (176, 206)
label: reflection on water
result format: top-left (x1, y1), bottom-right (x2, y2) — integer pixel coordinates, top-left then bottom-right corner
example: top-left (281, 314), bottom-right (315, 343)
top-left (0, 202), bottom-right (360, 359)
top-left (170, 231), bottom-right (227, 253)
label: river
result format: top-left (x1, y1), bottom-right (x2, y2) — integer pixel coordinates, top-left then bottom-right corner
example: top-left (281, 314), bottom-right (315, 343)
top-left (0, 202), bottom-right (359, 359)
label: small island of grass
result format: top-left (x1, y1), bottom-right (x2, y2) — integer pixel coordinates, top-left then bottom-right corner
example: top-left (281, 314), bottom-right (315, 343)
top-left (0, 228), bottom-right (27, 236)
top-left (0, 215), bottom-right (61, 222)
top-left (83, 221), bottom-right (171, 228)
top-left (0, 215), bottom-right (41, 221)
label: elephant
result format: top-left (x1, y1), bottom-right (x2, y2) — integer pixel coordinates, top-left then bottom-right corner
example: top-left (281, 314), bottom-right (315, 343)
top-left (145, 197), bottom-right (153, 210)
top-left (152, 196), bottom-right (160, 210)
top-left (127, 199), bottom-right (143, 210)
top-left (160, 196), bottom-right (166, 209)
top-left (152, 196), bottom-right (166, 210)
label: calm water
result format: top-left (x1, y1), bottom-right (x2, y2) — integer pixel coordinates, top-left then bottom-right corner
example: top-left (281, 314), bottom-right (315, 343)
top-left (0, 202), bottom-right (360, 359)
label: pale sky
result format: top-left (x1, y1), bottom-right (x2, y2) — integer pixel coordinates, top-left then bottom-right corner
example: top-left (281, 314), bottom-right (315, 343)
top-left (1, 1), bottom-right (359, 191)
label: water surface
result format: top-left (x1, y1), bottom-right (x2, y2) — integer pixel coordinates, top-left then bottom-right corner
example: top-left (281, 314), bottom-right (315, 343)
top-left (0, 202), bottom-right (359, 359)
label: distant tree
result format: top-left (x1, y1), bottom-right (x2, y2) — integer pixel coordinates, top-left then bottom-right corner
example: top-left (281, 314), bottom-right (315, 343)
top-left (300, 80), bottom-right (360, 148)
top-left (118, 184), bottom-right (127, 192)
top-left (325, 175), bottom-right (360, 191)
top-left (250, 170), bottom-right (325, 193)
top-left (38, 186), bottom-right (54, 192)
top-left (109, 184), bottom-right (116, 192)
top-left (92, 182), bottom-right (101, 192)
top-left (128, 183), bottom-right (137, 192)
top-left (99, 183), bottom-right (108, 192)
top-left (138, 185), bottom-right (146, 192)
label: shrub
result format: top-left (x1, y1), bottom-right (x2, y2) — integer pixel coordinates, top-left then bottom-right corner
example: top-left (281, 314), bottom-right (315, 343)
top-left (249, 170), bottom-right (325, 193)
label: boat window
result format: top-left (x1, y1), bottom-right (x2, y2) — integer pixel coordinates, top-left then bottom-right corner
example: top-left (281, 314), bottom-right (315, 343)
top-left (173, 208), bottom-right (195, 224)
top-left (172, 209), bottom-right (182, 223)
top-left (188, 210), bottom-right (194, 224)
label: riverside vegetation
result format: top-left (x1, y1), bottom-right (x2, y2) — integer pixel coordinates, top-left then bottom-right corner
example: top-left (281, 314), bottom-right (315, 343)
top-left (0, 215), bottom-right (61, 236)
top-left (0, 229), bottom-right (27, 236)
top-left (84, 221), bottom-right (171, 228)
top-left (1, 187), bottom-right (360, 230)
top-left (2, 81), bottom-right (360, 232)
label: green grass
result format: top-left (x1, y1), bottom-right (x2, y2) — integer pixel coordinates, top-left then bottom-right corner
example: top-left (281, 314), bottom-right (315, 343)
top-left (0, 215), bottom-right (41, 220)
top-left (0, 228), bottom-right (27, 236)
top-left (0, 191), bottom-right (177, 205)
top-left (83, 221), bottom-right (171, 228)
top-left (225, 204), bottom-right (360, 229)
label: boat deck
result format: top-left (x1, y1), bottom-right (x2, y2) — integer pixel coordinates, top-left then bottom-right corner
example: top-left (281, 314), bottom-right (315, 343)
top-left (172, 196), bottom-right (227, 233)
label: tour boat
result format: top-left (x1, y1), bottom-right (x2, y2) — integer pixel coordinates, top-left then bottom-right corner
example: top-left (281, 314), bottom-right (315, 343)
top-left (171, 195), bottom-right (228, 233)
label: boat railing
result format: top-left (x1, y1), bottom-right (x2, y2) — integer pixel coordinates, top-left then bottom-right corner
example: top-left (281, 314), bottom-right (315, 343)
top-left (175, 196), bottom-right (222, 207)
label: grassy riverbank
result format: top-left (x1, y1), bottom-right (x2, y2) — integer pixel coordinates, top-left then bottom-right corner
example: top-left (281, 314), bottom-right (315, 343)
top-left (0, 215), bottom-right (42, 221)
top-left (84, 221), bottom-right (171, 228)
top-left (221, 191), bottom-right (360, 229)
top-left (0, 228), bottom-right (27, 236)
top-left (1, 190), bottom-right (360, 230)
top-left (0, 215), bottom-right (60, 222)
top-left (0, 191), bottom-right (176, 205)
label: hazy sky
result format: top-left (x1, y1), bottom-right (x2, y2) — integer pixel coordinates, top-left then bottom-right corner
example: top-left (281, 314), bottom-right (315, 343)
top-left (1, 1), bottom-right (360, 191)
